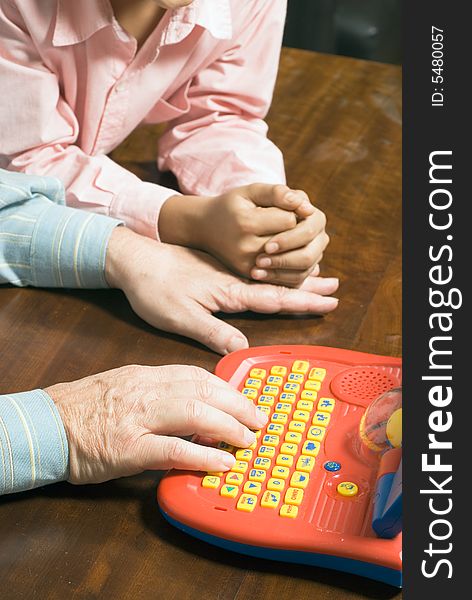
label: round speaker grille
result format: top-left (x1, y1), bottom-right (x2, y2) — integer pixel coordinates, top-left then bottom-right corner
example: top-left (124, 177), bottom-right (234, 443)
top-left (330, 366), bottom-right (400, 407)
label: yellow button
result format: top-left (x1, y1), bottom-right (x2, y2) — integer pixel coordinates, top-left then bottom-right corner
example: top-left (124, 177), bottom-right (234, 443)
top-left (263, 385), bottom-right (279, 396)
top-left (267, 478), bottom-right (286, 491)
top-left (258, 395), bottom-right (275, 406)
top-left (232, 461), bottom-right (249, 474)
top-left (258, 405), bottom-right (271, 415)
top-left (242, 388), bottom-right (258, 400)
top-left (217, 442), bottom-right (234, 452)
top-left (297, 400), bottom-right (314, 412)
top-left (280, 504), bottom-right (298, 518)
top-left (272, 466), bottom-right (290, 479)
top-left (220, 484), bottom-right (239, 498)
top-left (244, 481), bottom-right (262, 494)
top-left (248, 440), bottom-right (257, 450)
top-left (288, 420), bottom-right (306, 433)
top-left (267, 375), bottom-right (283, 386)
top-left (245, 378), bottom-right (262, 389)
top-left (255, 429), bottom-right (262, 438)
top-left (307, 426), bottom-right (326, 442)
top-left (262, 434), bottom-right (280, 447)
top-left (258, 445), bottom-right (275, 458)
top-left (290, 471), bottom-right (310, 489)
top-left (285, 431), bottom-right (302, 444)
top-left (207, 471), bottom-right (223, 477)
top-left (283, 382), bottom-right (300, 394)
top-left (285, 487), bottom-right (304, 506)
top-left (287, 373), bottom-right (304, 384)
top-left (275, 402), bottom-right (292, 415)
top-left (235, 449), bottom-right (253, 462)
top-left (308, 367), bottom-right (326, 381)
top-left (271, 412), bottom-right (288, 424)
top-left (301, 390), bottom-right (317, 401)
top-left (237, 494), bottom-right (258, 512)
top-left (250, 368), bottom-right (267, 379)
top-left (313, 412), bottom-right (331, 427)
top-left (267, 423), bottom-right (284, 435)
top-left (292, 360), bottom-right (309, 374)
top-left (304, 380), bottom-right (321, 391)
top-left (202, 476), bottom-right (221, 489)
top-left (276, 454), bottom-right (294, 467)
top-left (317, 397), bottom-right (336, 413)
top-left (226, 472), bottom-right (244, 485)
top-left (280, 442), bottom-right (298, 456)
top-left (293, 410), bottom-right (310, 423)
top-left (254, 457), bottom-right (271, 470)
top-left (280, 392), bottom-right (297, 404)
top-left (302, 440), bottom-right (320, 457)
top-left (296, 455), bottom-right (315, 472)
top-left (261, 490), bottom-right (281, 508)
top-left (271, 365), bottom-right (287, 376)
top-left (249, 469), bottom-right (267, 482)
top-left (337, 481), bottom-right (359, 497)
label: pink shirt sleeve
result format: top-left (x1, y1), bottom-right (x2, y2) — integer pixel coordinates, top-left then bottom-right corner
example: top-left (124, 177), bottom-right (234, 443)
top-left (157, 0), bottom-right (287, 196)
top-left (0, 2), bottom-right (174, 240)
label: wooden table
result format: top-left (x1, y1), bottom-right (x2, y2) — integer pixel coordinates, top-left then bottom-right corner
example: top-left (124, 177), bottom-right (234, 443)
top-left (0, 49), bottom-right (401, 600)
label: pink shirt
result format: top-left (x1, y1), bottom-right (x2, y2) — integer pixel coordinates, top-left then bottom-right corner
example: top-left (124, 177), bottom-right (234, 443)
top-left (0, 0), bottom-right (287, 239)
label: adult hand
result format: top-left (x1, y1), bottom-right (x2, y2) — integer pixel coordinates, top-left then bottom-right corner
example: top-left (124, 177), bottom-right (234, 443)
top-left (46, 364), bottom-right (269, 485)
top-left (105, 227), bottom-right (339, 354)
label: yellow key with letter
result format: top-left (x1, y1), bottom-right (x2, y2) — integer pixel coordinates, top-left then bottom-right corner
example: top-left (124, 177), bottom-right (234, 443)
top-left (280, 392), bottom-right (297, 404)
top-left (258, 395), bottom-right (275, 406)
top-left (285, 431), bottom-right (302, 444)
top-left (217, 441), bottom-right (234, 452)
top-left (220, 484), bottom-right (239, 498)
top-left (337, 481), bottom-right (359, 497)
top-left (263, 385), bottom-right (279, 396)
top-left (275, 402), bottom-right (292, 415)
top-left (280, 442), bottom-right (298, 456)
top-left (226, 472), bottom-right (244, 485)
top-left (244, 481), bottom-right (262, 494)
top-left (232, 460), bottom-right (249, 474)
top-left (202, 476), bottom-right (221, 489)
top-left (249, 469), bottom-right (267, 482)
top-left (285, 487), bottom-right (304, 506)
top-left (290, 471), bottom-right (310, 489)
top-left (280, 504), bottom-right (298, 518)
top-left (287, 373), bottom-right (304, 384)
top-left (245, 378), bottom-right (262, 389)
top-left (318, 397), bottom-right (336, 413)
top-left (267, 478), bottom-right (286, 492)
top-left (271, 412), bottom-right (288, 425)
top-left (235, 449), bottom-right (253, 461)
top-left (250, 368), bottom-right (266, 379)
top-left (262, 434), bottom-right (280, 447)
top-left (271, 365), bottom-right (287, 376)
top-left (313, 411), bottom-right (331, 427)
top-left (288, 420), bottom-right (306, 433)
top-left (242, 388), bottom-right (257, 400)
top-left (261, 490), bottom-right (281, 508)
top-left (302, 440), bottom-right (320, 457)
top-left (258, 405), bottom-right (271, 416)
top-left (237, 494), bottom-right (258, 512)
top-left (272, 466), bottom-right (290, 479)
top-left (276, 454), bottom-right (294, 467)
top-left (296, 455), bottom-right (315, 473)
top-left (297, 400), bottom-right (313, 412)
top-left (258, 445), bottom-right (275, 458)
top-left (284, 382), bottom-right (300, 394)
top-left (267, 423), bottom-right (284, 435)
top-left (307, 426), bottom-right (326, 442)
top-left (292, 360), bottom-right (309, 374)
top-left (300, 390), bottom-right (317, 401)
top-left (267, 375), bottom-right (283, 386)
top-left (293, 410), bottom-right (310, 423)
top-left (308, 367), bottom-right (326, 381)
top-left (304, 380), bottom-right (321, 391)
top-left (254, 457), bottom-right (271, 470)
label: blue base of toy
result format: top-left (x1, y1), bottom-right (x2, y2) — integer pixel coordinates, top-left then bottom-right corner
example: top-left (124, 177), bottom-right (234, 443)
top-left (160, 509), bottom-right (402, 588)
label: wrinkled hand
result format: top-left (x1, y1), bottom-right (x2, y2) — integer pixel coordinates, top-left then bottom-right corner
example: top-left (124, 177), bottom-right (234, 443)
top-left (46, 365), bottom-right (269, 485)
top-left (106, 227), bottom-right (339, 354)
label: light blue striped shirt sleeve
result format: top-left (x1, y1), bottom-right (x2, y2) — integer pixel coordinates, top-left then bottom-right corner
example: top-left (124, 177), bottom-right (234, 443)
top-left (0, 168), bottom-right (122, 288)
top-left (0, 390), bottom-right (69, 495)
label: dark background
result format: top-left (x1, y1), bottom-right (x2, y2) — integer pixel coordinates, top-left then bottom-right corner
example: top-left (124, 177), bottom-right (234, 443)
top-left (284, 0), bottom-right (401, 64)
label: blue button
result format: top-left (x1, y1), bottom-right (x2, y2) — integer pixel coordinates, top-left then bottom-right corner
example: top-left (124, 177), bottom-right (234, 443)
top-left (324, 461), bottom-right (341, 472)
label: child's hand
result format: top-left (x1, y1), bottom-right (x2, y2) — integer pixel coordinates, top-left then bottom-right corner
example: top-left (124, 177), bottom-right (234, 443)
top-left (159, 183), bottom-right (326, 285)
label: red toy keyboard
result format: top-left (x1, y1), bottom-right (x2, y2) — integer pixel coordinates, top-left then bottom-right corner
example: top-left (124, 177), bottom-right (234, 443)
top-left (157, 346), bottom-right (402, 587)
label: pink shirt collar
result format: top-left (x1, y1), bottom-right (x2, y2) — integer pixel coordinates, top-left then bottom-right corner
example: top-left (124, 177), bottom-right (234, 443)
top-left (52, 0), bottom-right (232, 47)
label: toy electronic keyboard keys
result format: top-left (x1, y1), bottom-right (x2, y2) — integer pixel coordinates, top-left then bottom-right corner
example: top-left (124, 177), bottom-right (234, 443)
top-left (157, 345), bottom-right (403, 587)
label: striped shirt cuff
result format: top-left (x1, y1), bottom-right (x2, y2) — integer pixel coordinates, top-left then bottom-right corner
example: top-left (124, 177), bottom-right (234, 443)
top-left (0, 390), bottom-right (69, 495)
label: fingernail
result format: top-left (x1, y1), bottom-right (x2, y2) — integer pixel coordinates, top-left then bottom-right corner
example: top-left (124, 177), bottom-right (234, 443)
top-left (220, 452), bottom-right (236, 469)
top-left (252, 269), bottom-right (268, 280)
top-left (321, 297), bottom-right (339, 309)
top-left (265, 242), bottom-right (279, 254)
top-left (256, 409), bottom-right (269, 427)
top-left (244, 430), bottom-right (257, 446)
top-left (257, 257), bottom-right (272, 268)
top-left (226, 335), bottom-right (248, 354)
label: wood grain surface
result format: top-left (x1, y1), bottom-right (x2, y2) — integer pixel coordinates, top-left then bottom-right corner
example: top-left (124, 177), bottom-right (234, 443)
top-left (0, 48), bottom-right (402, 600)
